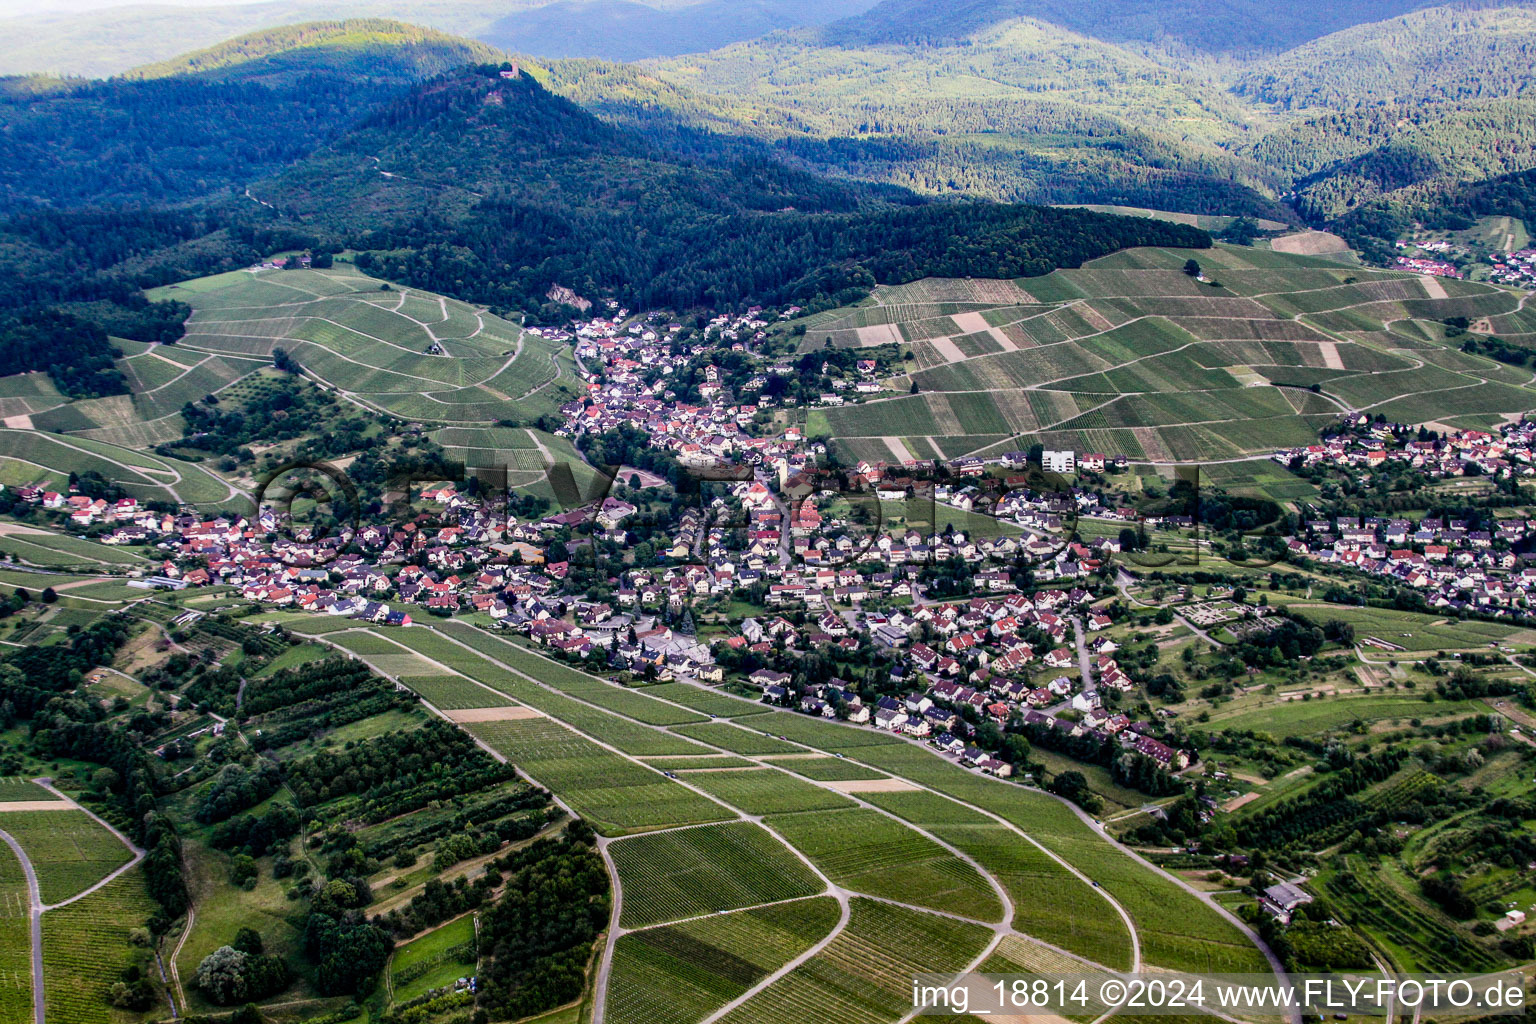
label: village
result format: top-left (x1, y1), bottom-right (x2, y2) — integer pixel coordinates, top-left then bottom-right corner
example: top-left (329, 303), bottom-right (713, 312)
top-left (10, 302), bottom-right (1536, 801)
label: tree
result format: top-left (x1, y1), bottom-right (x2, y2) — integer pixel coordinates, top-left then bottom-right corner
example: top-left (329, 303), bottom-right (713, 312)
top-left (108, 979), bottom-right (155, 1011)
top-left (40, 587), bottom-right (56, 604)
top-left (1048, 770), bottom-right (1102, 813)
top-left (1184, 259), bottom-right (1202, 277)
top-left (195, 946), bottom-right (252, 1004)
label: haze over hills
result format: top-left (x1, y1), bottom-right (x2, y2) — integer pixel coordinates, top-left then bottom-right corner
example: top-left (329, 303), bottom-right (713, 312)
top-left (477, 0), bottom-right (881, 61)
top-left (0, 0), bottom-right (1497, 76)
top-left (813, 0), bottom-right (1449, 53)
top-left (0, 0), bottom-right (879, 76)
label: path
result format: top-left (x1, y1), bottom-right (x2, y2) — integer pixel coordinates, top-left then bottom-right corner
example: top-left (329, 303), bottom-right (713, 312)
top-left (0, 828), bottom-right (42, 1024)
top-left (1071, 615), bottom-right (1095, 690)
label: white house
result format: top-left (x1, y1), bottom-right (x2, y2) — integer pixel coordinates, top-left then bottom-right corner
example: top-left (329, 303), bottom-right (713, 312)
top-left (1042, 450), bottom-right (1075, 474)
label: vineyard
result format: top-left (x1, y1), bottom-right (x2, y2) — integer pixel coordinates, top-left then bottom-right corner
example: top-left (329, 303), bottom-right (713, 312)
top-left (396, 674), bottom-right (513, 710)
top-left (763, 809), bottom-right (1003, 923)
top-left (0, 841), bottom-right (30, 1024)
top-left (40, 868), bottom-right (158, 1024)
top-left (680, 768), bottom-right (856, 816)
top-left (610, 822), bottom-right (823, 928)
top-left (806, 244), bottom-right (1536, 470)
top-left (713, 898), bottom-right (990, 1024)
top-left (1321, 856), bottom-right (1506, 973)
top-left (606, 897), bottom-right (842, 1024)
top-left (0, 811), bottom-right (132, 905)
top-left (465, 718), bottom-right (733, 834)
top-left (0, 778), bottom-right (47, 801)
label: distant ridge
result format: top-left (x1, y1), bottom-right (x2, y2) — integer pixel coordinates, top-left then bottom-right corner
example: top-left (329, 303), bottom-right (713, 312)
top-left (818, 0), bottom-right (1456, 52)
top-left (121, 18), bottom-right (506, 82)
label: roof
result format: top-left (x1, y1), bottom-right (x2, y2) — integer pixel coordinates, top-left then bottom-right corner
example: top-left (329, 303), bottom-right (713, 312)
top-left (1263, 882), bottom-right (1312, 908)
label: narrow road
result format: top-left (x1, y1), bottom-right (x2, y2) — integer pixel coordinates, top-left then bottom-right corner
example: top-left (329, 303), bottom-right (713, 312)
top-left (0, 828), bottom-right (43, 1024)
top-left (1071, 615), bottom-right (1095, 691)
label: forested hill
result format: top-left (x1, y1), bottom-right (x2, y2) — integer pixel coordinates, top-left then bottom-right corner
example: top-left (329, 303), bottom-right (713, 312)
top-left (477, 0), bottom-right (880, 62)
top-left (613, 20), bottom-right (1295, 221)
top-left (0, 51), bottom-right (1208, 396)
top-left (814, 0), bottom-right (1447, 52)
top-left (257, 66), bottom-right (1212, 313)
top-left (1234, 4), bottom-right (1536, 109)
top-left (0, 20), bottom-right (508, 211)
top-left (122, 19), bottom-right (505, 82)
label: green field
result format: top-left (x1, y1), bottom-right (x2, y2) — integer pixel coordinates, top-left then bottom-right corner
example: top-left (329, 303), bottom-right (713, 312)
top-left (639, 683), bottom-right (766, 718)
top-left (670, 724), bottom-right (808, 756)
top-left (607, 897), bottom-right (841, 1024)
top-left (434, 623), bottom-right (711, 726)
top-left (610, 822), bottom-right (824, 927)
top-left (713, 898), bottom-right (990, 1024)
top-left (0, 778), bottom-right (48, 801)
top-left (466, 718), bottom-right (732, 835)
top-left (0, 811), bottom-right (132, 905)
top-left (760, 757), bottom-right (890, 782)
top-left (389, 913), bottom-right (477, 1004)
top-left (40, 867), bottom-right (157, 1024)
top-left (0, 840), bottom-right (31, 1024)
top-left (1193, 693), bottom-right (1482, 738)
top-left (0, 529), bottom-right (149, 569)
top-left (1274, 601), bottom-right (1531, 651)
top-left (0, 429), bottom-right (234, 508)
top-left (372, 628), bottom-right (712, 757)
top-left (805, 244), bottom-right (1534, 464)
top-left (397, 674), bottom-right (514, 710)
top-left (763, 809), bottom-right (1002, 923)
top-left (173, 831), bottom-right (309, 1014)
top-left (679, 768), bottom-right (856, 816)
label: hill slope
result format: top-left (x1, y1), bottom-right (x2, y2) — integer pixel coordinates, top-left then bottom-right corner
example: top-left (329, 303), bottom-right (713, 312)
top-left (0, 19), bottom-right (506, 212)
top-left (1234, 4), bottom-right (1536, 109)
top-left (815, 0), bottom-right (1448, 53)
top-left (122, 18), bottom-right (505, 82)
top-left (256, 66), bottom-right (1213, 312)
top-left (590, 18), bottom-right (1291, 219)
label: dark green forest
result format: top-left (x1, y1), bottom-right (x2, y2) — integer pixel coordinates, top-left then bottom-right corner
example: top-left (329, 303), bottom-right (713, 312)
top-left (267, 69), bottom-right (1211, 313)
